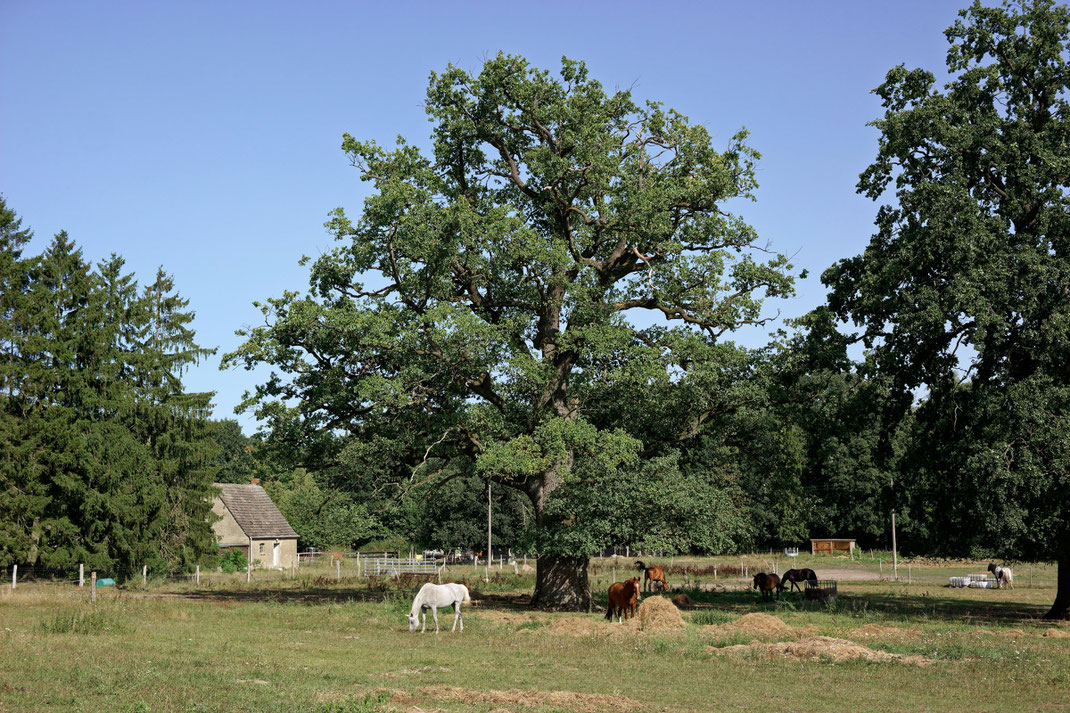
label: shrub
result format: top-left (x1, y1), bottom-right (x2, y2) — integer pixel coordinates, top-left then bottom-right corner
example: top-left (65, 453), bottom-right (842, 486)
top-left (219, 549), bottom-right (248, 573)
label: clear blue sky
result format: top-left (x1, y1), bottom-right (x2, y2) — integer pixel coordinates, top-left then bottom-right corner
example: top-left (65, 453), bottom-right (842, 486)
top-left (1, 1), bottom-right (961, 434)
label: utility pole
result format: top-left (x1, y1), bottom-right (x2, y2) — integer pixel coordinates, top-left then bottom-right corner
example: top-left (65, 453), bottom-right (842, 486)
top-left (891, 511), bottom-right (899, 581)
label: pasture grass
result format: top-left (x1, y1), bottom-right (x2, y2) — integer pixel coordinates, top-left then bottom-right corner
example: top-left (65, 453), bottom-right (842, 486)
top-left (0, 557), bottom-right (1065, 713)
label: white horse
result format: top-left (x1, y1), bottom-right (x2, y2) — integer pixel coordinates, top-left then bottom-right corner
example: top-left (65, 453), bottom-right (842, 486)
top-left (988, 562), bottom-right (1014, 589)
top-left (407, 582), bottom-right (471, 633)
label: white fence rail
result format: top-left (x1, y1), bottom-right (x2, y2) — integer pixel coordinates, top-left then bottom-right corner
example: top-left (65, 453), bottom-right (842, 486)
top-left (362, 557), bottom-right (441, 577)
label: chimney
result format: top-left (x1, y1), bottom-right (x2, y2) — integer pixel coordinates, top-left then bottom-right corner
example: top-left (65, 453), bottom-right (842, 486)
top-left (250, 477), bottom-right (260, 485)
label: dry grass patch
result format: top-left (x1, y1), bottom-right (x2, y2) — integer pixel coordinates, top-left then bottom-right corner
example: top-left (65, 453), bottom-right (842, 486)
top-left (1042, 628), bottom-right (1070, 639)
top-left (708, 636), bottom-right (933, 665)
top-left (851, 624), bottom-right (922, 638)
top-left (390, 685), bottom-right (643, 712)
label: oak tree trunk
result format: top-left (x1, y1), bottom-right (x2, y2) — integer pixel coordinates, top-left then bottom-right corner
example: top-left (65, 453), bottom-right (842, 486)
top-left (530, 554), bottom-right (591, 610)
top-left (1043, 553), bottom-right (1069, 621)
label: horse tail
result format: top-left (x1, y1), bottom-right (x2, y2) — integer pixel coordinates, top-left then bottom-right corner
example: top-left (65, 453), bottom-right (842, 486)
top-left (462, 586), bottom-right (472, 604)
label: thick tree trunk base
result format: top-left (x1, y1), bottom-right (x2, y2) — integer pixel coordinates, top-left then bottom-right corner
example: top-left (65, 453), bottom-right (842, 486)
top-left (1043, 555), bottom-right (1069, 621)
top-left (530, 554), bottom-right (591, 611)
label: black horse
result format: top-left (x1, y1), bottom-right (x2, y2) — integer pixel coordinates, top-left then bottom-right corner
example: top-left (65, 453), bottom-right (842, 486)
top-left (778, 568), bottom-right (817, 593)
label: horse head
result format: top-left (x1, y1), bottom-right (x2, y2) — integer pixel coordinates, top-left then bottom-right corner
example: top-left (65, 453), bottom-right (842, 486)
top-left (407, 612), bottom-right (419, 632)
top-left (635, 560), bottom-right (646, 572)
top-left (987, 562), bottom-right (997, 574)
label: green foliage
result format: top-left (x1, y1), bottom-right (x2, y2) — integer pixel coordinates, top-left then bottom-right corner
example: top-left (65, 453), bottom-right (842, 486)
top-left (263, 469), bottom-right (382, 550)
top-left (209, 420), bottom-right (255, 483)
top-left (218, 549), bottom-right (248, 574)
top-left (0, 197), bottom-right (219, 572)
top-left (415, 471), bottom-right (532, 552)
top-left (820, 1), bottom-right (1070, 615)
top-left (224, 55), bottom-right (796, 605)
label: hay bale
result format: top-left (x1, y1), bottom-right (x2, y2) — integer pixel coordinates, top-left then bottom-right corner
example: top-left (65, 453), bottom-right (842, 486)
top-left (1043, 628), bottom-right (1070, 639)
top-left (637, 596), bottom-right (685, 632)
top-left (671, 593), bottom-right (695, 609)
top-left (519, 564), bottom-right (534, 573)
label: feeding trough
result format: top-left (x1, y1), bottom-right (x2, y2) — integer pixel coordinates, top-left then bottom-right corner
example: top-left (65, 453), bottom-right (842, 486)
top-left (804, 579), bottom-right (838, 601)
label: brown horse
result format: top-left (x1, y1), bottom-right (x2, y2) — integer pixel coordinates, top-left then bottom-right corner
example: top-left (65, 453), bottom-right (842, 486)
top-left (753, 572), bottom-right (781, 601)
top-left (635, 560), bottom-right (668, 592)
top-left (779, 568), bottom-right (817, 593)
top-left (605, 577), bottom-right (641, 622)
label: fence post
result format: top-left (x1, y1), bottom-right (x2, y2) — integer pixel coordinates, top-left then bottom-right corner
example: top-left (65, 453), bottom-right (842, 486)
top-left (79, 563), bottom-right (84, 588)
top-left (291, 561), bottom-right (295, 579)
top-left (336, 559), bottom-right (340, 580)
top-left (612, 565), bottom-right (616, 583)
top-left (196, 565), bottom-right (200, 585)
top-left (246, 561), bottom-right (251, 584)
top-left (10, 564), bottom-right (15, 590)
top-left (91, 571), bottom-right (97, 603)
top-left (499, 556), bottom-right (503, 571)
top-left (142, 565), bottom-right (147, 586)
top-left (714, 565), bottom-right (717, 579)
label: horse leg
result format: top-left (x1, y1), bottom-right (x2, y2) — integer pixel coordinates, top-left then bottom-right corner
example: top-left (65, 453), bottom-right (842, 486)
top-left (432, 606), bottom-right (439, 633)
top-left (420, 608), bottom-right (427, 633)
top-left (453, 601), bottom-right (461, 632)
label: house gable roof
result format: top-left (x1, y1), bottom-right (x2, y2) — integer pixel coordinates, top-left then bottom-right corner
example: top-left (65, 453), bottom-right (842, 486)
top-left (214, 483), bottom-right (298, 539)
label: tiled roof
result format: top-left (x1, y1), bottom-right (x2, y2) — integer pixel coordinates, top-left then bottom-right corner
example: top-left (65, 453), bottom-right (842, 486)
top-left (214, 483), bottom-right (299, 539)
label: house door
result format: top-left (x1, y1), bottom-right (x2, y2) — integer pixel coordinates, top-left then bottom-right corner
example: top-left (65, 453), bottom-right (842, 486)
top-left (273, 541), bottom-right (280, 567)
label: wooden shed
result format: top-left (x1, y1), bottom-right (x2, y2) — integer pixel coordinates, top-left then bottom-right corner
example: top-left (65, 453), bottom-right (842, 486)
top-left (810, 538), bottom-right (856, 556)
top-left (211, 483), bottom-right (299, 569)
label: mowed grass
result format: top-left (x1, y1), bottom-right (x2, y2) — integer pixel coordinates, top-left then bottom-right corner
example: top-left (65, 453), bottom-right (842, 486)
top-left (0, 557), bottom-right (1066, 713)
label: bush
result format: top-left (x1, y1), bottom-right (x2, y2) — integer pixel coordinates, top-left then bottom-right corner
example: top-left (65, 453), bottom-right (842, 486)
top-left (219, 549), bottom-right (248, 573)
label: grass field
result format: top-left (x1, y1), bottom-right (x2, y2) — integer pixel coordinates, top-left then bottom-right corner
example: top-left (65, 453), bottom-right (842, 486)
top-left (1, 554), bottom-right (1067, 713)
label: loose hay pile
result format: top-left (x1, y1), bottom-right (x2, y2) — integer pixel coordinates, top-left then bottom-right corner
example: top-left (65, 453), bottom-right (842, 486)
top-left (541, 617), bottom-right (613, 637)
top-left (703, 613), bottom-right (794, 638)
top-left (638, 596), bottom-right (686, 632)
top-left (1043, 628), bottom-right (1070, 639)
top-left (708, 636), bottom-right (932, 665)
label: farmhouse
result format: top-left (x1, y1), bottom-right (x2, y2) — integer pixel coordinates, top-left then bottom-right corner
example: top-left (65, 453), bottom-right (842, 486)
top-left (211, 482), bottom-right (299, 569)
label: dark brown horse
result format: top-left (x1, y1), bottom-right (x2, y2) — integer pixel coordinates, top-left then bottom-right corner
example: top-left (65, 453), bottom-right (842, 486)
top-left (635, 560), bottom-right (668, 592)
top-left (753, 572), bottom-right (781, 601)
top-left (605, 577), bottom-right (641, 622)
top-left (779, 568), bottom-right (817, 593)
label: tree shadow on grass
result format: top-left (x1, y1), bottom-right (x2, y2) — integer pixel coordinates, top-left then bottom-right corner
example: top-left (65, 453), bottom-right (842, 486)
top-left (668, 586), bottom-right (1051, 624)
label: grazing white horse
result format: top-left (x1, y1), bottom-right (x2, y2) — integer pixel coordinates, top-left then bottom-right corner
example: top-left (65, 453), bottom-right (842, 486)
top-left (988, 562), bottom-right (1014, 589)
top-left (407, 582), bottom-right (471, 633)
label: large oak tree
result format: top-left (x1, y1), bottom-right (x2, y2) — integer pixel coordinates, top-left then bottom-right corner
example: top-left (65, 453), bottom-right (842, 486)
top-left (226, 55), bottom-right (794, 608)
top-left (824, 1), bottom-right (1070, 618)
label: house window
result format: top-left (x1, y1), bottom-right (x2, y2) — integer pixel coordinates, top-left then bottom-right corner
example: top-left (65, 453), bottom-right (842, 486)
top-left (259, 543), bottom-right (265, 554)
